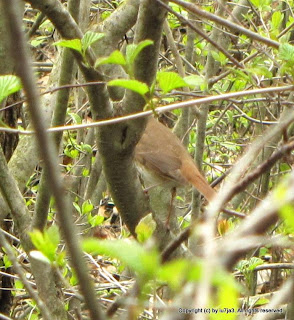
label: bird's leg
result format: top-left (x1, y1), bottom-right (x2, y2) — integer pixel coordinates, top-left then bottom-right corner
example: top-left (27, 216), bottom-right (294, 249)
top-left (142, 183), bottom-right (162, 194)
top-left (165, 187), bottom-right (177, 229)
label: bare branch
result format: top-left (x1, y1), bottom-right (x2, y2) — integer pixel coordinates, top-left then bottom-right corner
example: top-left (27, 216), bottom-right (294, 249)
top-left (4, 1), bottom-right (105, 319)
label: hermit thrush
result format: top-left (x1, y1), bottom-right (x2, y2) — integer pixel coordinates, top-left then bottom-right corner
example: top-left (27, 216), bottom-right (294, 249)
top-left (135, 117), bottom-right (216, 201)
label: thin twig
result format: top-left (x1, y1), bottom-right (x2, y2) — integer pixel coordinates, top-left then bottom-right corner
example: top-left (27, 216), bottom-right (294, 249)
top-left (156, 0), bottom-right (244, 68)
top-left (168, 0), bottom-right (280, 48)
top-left (0, 85), bottom-right (293, 135)
top-left (5, 2), bottom-right (105, 320)
top-left (0, 229), bottom-right (52, 320)
top-left (226, 140), bottom-right (294, 202)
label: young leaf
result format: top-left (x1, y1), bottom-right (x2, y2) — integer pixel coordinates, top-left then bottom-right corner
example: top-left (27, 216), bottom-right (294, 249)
top-left (135, 213), bottom-right (156, 243)
top-left (70, 271), bottom-right (78, 286)
top-left (82, 200), bottom-right (94, 215)
top-left (250, 0), bottom-right (261, 9)
top-left (82, 168), bottom-right (90, 177)
top-left (82, 238), bottom-right (159, 280)
top-left (279, 43), bottom-right (294, 64)
top-left (211, 50), bottom-right (227, 65)
top-left (81, 31), bottom-right (104, 53)
top-left (247, 66), bottom-right (272, 78)
top-left (271, 11), bottom-right (283, 31)
top-left (125, 40), bottom-right (153, 67)
top-left (47, 225), bottom-right (60, 249)
top-left (68, 112), bottom-right (82, 124)
top-left (88, 214), bottom-right (104, 227)
top-left (254, 297), bottom-right (270, 306)
top-left (184, 75), bottom-right (206, 88)
top-left (108, 79), bottom-right (149, 96)
top-left (2, 251), bottom-right (12, 269)
top-left (29, 225), bottom-right (60, 263)
top-left (277, 183), bottom-right (294, 231)
top-left (30, 36), bottom-right (48, 48)
top-left (247, 257), bottom-right (263, 271)
top-left (210, 270), bottom-right (240, 320)
top-left (95, 50), bottom-right (126, 68)
top-left (73, 202), bottom-right (81, 215)
top-left (68, 149), bottom-right (79, 159)
top-left (0, 75), bottom-right (22, 104)
top-left (54, 39), bottom-right (82, 55)
top-left (279, 198), bottom-right (294, 233)
top-left (157, 71), bottom-right (188, 94)
top-left (81, 143), bottom-right (92, 154)
top-left (158, 259), bottom-right (191, 290)
top-left (250, 0), bottom-right (270, 10)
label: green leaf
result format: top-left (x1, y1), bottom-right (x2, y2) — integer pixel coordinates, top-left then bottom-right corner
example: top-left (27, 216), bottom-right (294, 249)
top-left (287, 16), bottom-right (294, 29)
top-left (3, 254), bottom-right (12, 269)
top-left (101, 11), bottom-right (111, 21)
top-left (70, 149), bottom-right (79, 159)
top-left (271, 11), bottom-right (283, 31)
top-left (72, 202), bottom-right (81, 214)
top-left (68, 112), bottom-right (82, 124)
top-left (247, 66), bottom-right (272, 78)
top-left (70, 271), bottom-right (78, 286)
top-left (186, 261), bottom-right (203, 281)
top-left (82, 238), bottom-right (160, 280)
top-left (29, 225), bottom-right (60, 263)
top-left (216, 284), bottom-right (238, 320)
top-left (15, 279), bottom-right (24, 290)
top-left (95, 50), bottom-right (126, 67)
top-left (254, 297), bottom-right (270, 306)
top-left (47, 225), bottom-right (60, 249)
top-left (54, 39), bottom-right (82, 54)
top-left (250, 0), bottom-right (270, 10)
top-left (82, 168), bottom-right (90, 177)
top-left (157, 71), bottom-right (188, 94)
top-left (40, 17), bottom-right (54, 33)
top-left (30, 36), bottom-right (48, 48)
top-left (250, 0), bottom-right (261, 8)
top-left (135, 213), bottom-right (156, 243)
top-left (82, 200), bottom-right (94, 215)
top-left (125, 40), bottom-right (153, 67)
top-left (96, 40), bottom-right (153, 76)
top-left (64, 147), bottom-right (79, 159)
top-left (280, 202), bottom-right (294, 232)
top-left (211, 271), bottom-right (240, 320)
top-left (81, 31), bottom-right (104, 53)
top-left (159, 259), bottom-right (191, 290)
top-left (108, 79), bottom-right (149, 96)
top-left (56, 251), bottom-right (66, 267)
top-left (279, 163), bottom-right (290, 172)
top-left (88, 214), bottom-right (104, 227)
top-left (259, 247), bottom-right (269, 257)
top-left (81, 143), bottom-right (92, 154)
top-left (0, 75), bottom-right (22, 104)
top-left (247, 257), bottom-right (263, 271)
top-left (211, 50), bottom-right (227, 65)
top-left (279, 43), bottom-right (294, 64)
top-left (235, 259), bottom-right (249, 272)
top-left (184, 75), bottom-right (206, 88)
top-left (226, 110), bottom-right (234, 124)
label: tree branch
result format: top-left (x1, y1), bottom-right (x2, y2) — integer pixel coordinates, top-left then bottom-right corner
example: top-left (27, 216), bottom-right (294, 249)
top-left (4, 2), bottom-right (105, 319)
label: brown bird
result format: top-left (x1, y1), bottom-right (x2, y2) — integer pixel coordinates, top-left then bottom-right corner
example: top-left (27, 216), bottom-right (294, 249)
top-left (135, 117), bottom-right (216, 201)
